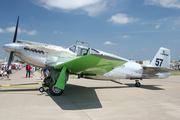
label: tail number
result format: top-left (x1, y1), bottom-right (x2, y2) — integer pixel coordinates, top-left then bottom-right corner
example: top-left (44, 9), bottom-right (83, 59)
top-left (155, 58), bottom-right (163, 66)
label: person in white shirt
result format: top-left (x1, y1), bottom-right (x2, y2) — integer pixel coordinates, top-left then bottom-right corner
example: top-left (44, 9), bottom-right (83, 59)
top-left (7, 65), bottom-right (11, 80)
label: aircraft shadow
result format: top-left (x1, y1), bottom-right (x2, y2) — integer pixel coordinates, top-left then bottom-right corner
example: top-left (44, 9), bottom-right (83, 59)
top-left (47, 84), bottom-right (103, 110)
top-left (125, 84), bottom-right (165, 90)
top-left (0, 83), bottom-right (164, 110)
top-left (47, 83), bottom-right (165, 110)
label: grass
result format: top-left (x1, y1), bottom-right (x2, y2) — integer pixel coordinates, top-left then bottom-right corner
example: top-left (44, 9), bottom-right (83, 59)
top-left (170, 70), bottom-right (180, 76)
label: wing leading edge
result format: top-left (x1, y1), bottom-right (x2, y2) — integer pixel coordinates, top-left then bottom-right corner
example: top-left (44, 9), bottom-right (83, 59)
top-left (54, 54), bottom-right (128, 75)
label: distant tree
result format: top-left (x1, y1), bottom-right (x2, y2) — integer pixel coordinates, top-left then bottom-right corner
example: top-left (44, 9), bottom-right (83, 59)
top-left (15, 59), bottom-right (19, 62)
top-left (19, 61), bottom-right (25, 64)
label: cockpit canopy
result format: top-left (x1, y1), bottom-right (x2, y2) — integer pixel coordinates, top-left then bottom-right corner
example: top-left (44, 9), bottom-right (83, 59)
top-left (69, 41), bottom-right (99, 56)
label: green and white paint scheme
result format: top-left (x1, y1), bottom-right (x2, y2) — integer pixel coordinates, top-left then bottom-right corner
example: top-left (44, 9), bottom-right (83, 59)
top-left (3, 17), bottom-right (172, 96)
top-left (3, 39), bottom-right (172, 96)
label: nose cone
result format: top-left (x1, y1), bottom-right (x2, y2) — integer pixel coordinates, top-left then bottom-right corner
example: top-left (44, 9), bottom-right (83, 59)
top-left (3, 43), bottom-right (16, 53)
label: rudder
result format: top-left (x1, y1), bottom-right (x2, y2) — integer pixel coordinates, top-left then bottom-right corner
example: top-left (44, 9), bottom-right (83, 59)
top-left (150, 47), bottom-right (171, 68)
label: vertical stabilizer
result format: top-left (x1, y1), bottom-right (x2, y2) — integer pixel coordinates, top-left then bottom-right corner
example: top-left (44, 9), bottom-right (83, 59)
top-left (150, 47), bottom-right (170, 68)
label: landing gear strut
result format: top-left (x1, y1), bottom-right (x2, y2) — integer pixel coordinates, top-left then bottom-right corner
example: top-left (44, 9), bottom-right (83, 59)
top-left (135, 80), bottom-right (141, 87)
top-left (39, 68), bottom-right (69, 96)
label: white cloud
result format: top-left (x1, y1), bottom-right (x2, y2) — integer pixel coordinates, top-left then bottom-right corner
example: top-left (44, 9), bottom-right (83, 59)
top-left (123, 35), bottom-right (129, 38)
top-left (172, 17), bottom-right (180, 29)
top-left (0, 28), bottom-right (4, 33)
top-left (4, 26), bottom-right (26, 33)
top-left (36, 0), bottom-right (107, 17)
top-left (27, 30), bottom-right (37, 35)
top-left (53, 31), bottom-right (64, 34)
top-left (145, 0), bottom-right (180, 9)
top-left (108, 13), bottom-right (138, 24)
top-left (104, 41), bottom-right (116, 45)
top-left (155, 25), bottom-right (160, 29)
top-left (38, 0), bottom-right (102, 10)
top-left (83, 1), bottom-right (107, 17)
top-left (53, 31), bottom-right (58, 34)
top-left (5, 26), bottom-right (16, 33)
top-left (0, 26), bottom-right (37, 35)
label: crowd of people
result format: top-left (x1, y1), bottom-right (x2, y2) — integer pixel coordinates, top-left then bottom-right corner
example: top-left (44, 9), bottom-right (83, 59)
top-left (0, 63), bottom-right (49, 80)
top-left (26, 64), bottom-right (49, 79)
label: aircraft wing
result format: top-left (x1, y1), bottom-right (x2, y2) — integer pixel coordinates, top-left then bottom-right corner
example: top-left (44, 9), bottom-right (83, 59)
top-left (143, 66), bottom-right (173, 74)
top-left (54, 54), bottom-right (128, 75)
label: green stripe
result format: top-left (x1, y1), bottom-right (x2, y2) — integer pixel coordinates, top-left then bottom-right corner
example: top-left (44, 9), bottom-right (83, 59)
top-left (55, 54), bottom-right (127, 75)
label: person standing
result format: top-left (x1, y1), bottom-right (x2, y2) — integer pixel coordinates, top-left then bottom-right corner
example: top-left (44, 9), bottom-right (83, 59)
top-left (26, 64), bottom-right (31, 78)
top-left (7, 65), bottom-right (11, 80)
top-left (43, 69), bottom-right (49, 78)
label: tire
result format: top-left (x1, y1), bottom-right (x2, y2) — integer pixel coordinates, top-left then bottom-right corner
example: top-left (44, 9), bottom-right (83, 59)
top-left (135, 82), bottom-right (141, 87)
top-left (49, 82), bottom-right (64, 96)
top-left (39, 87), bottom-right (44, 92)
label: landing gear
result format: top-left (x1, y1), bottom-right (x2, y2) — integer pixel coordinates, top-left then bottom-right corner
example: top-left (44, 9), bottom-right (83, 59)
top-left (135, 80), bottom-right (141, 87)
top-left (49, 82), bottom-right (64, 96)
top-left (39, 87), bottom-right (44, 92)
top-left (40, 68), bottom-right (69, 96)
top-left (39, 87), bottom-right (48, 92)
top-left (43, 76), bottom-right (52, 87)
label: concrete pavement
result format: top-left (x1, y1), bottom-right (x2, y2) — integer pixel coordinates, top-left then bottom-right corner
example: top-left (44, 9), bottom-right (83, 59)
top-left (0, 67), bottom-right (180, 120)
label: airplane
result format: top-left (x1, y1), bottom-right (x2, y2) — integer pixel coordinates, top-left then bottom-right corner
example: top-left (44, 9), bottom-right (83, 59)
top-left (3, 17), bottom-right (172, 96)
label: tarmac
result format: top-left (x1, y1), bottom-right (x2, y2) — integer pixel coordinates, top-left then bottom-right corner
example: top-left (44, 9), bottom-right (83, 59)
top-left (0, 67), bottom-right (180, 120)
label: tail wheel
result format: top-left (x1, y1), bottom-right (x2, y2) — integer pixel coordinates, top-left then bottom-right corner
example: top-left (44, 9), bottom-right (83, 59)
top-left (49, 82), bottom-right (64, 96)
top-left (135, 82), bottom-right (141, 87)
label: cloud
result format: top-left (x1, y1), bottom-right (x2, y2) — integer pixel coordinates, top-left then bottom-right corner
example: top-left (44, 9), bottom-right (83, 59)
top-left (104, 41), bottom-right (116, 45)
top-left (27, 30), bottom-right (37, 35)
top-left (0, 28), bottom-right (4, 33)
top-left (172, 17), bottom-right (180, 29)
top-left (155, 25), bottom-right (160, 29)
top-left (123, 35), bottom-right (129, 38)
top-left (53, 31), bottom-right (58, 34)
top-left (83, 1), bottom-right (107, 17)
top-left (145, 0), bottom-right (180, 9)
top-left (53, 31), bottom-right (64, 34)
top-left (0, 26), bottom-right (37, 35)
top-left (108, 13), bottom-right (138, 24)
top-left (38, 0), bottom-right (102, 10)
top-left (36, 0), bottom-right (107, 17)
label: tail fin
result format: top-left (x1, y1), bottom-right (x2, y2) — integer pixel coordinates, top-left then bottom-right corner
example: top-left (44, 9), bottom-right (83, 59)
top-left (150, 47), bottom-right (171, 68)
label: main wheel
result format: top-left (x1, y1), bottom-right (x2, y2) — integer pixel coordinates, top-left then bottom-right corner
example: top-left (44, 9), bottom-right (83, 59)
top-left (49, 82), bottom-right (64, 96)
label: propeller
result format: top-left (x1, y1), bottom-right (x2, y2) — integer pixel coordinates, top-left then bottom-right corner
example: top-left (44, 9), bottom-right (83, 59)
top-left (7, 16), bottom-right (19, 69)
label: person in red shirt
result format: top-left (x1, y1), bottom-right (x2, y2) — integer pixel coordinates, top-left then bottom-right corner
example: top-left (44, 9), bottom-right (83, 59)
top-left (26, 64), bottom-right (31, 78)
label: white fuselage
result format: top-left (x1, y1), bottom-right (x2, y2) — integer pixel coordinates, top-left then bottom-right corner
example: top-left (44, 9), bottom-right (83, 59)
top-left (85, 61), bottom-right (170, 80)
top-left (3, 40), bottom-right (170, 80)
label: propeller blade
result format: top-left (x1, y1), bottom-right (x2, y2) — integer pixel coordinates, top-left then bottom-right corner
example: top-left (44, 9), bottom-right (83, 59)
top-left (7, 51), bottom-right (14, 69)
top-left (13, 16), bottom-right (19, 43)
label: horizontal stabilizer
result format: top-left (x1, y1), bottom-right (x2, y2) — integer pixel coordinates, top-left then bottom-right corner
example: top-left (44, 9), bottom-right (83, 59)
top-left (143, 66), bottom-right (174, 74)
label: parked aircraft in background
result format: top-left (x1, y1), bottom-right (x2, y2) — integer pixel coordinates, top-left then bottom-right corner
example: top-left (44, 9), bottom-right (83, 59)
top-left (3, 17), bottom-right (172, 96)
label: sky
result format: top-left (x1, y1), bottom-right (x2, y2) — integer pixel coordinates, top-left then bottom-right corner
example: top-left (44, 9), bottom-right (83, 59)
top-left (0, 0), bottom-right (180, 61)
